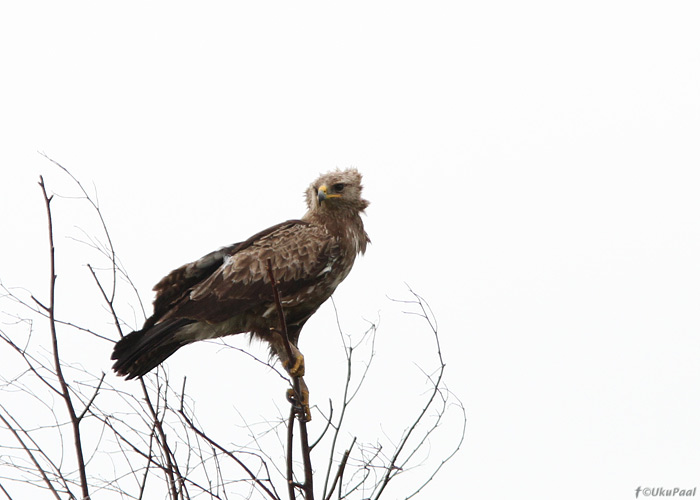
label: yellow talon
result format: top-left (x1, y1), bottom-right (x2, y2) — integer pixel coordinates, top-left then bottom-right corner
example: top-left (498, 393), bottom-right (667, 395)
top-left (286, 386), bottom-right (311, 421)
top-left (284, 352), bottom-right (305, 377)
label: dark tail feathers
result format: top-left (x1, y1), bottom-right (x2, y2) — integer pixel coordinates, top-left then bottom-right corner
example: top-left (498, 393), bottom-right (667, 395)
top-left (111, 318), bottom-right (195, 380)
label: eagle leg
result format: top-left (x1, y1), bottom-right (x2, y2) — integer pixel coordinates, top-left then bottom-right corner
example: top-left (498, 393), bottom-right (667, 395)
top-left (283, 346), bottom-right (305, 377)
top-left (286, 377), bottom-right (311, 422)
top-left (269, 329), bottom-right (306, 377)
top-left (268, 329), bottom-right (310, 419)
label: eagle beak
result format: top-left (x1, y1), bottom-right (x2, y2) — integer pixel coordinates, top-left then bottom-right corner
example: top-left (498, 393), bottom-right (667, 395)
top-left (318, 184), bottom-right (341, 205)
top-left (318, 185), bottom-right (328, 204)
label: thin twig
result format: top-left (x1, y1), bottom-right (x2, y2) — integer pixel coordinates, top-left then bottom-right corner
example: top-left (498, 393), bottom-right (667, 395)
top-left (141, 375), bottom-right (180, 500)
top-left (77, 373), bottom-right (105, 422)
top-left (372, 288), bottom-right (462, 500)
top-left (322, 319), bottom-right (377, 499)
top-left (0, 408), bottom-right (63, 500)
top-left (179, 411), bottom-right (280, 500)
top-left (87, 264), bottom-right (124, 338)
top-left (39, 153), bottom-right (118, 305)
top-left (324, 437), bottom-right (356, 500)
top-left (80, 193), bottom-right (182, 499)
top-left (38, 176), bottom-right (91, 500)
top-left (309, 399), bottom-right (333, 451)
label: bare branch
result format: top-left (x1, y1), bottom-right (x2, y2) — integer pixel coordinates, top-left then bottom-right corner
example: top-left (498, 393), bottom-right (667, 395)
top-left (38, 175), bottom-right (91, 500)
top-left (286, 408), bottom-right (295, 500)
top-left (39, 152), bottom-right (118, 305)
top-left (321, 317), bottom-right (377, 500)
top-left (266, 259), bottom-right (314, 500)
top-left (324, 437), bottom-right (355, 500)
top-left (0, 408), bottom-right (63, 500)
top-left (87, 264), bottom-right (125, 339)
top-left (76, 373), bottom-right (105, 423)
top-left (140, 375), bottom-right (181, 500)
top-left (371, 287), bottom-right (465, 500)
top-left (178, 410), bottom-right (280, 500)
top-left (309, 399), bottom-right (333, 451)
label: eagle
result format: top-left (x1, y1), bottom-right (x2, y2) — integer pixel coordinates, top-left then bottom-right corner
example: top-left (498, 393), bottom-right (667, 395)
top-left (111, 169), bottom-right (369, 405)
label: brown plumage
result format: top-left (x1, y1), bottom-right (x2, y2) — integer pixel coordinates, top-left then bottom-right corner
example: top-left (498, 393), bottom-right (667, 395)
top-left (111, 168), bottom-right (369, 381)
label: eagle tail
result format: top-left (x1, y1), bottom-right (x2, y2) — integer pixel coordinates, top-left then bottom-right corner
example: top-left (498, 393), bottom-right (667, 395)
top-left (111, 318), bottom-right (194, 380)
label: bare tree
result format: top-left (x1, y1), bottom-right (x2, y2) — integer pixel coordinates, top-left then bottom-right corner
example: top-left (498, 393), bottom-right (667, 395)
top-left (0, 157), bottom-right (465, 499)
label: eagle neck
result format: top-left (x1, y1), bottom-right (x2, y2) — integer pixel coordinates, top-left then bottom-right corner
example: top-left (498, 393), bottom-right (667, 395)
top-left (305, 209), bottom-right (369, 255)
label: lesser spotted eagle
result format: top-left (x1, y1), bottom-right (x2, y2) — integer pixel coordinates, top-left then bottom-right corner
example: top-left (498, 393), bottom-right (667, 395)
top-left (111, 169), bottom-right (369, 392)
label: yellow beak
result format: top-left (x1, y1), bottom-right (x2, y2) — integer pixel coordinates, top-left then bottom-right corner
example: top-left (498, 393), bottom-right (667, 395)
top-left (318, 184), bottom-right (341, 204)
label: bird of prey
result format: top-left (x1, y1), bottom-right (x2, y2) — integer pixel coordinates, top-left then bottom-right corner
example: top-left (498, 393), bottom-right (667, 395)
top-left (111, 168), bottom-right (369, 412)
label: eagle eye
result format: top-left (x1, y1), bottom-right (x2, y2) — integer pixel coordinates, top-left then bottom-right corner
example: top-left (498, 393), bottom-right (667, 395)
top-left (333, 183), bottom-right (345, 193)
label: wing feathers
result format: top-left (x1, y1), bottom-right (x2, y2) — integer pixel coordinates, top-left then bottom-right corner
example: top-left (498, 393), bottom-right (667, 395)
top-left (153, 220), bottom-right (337, 325)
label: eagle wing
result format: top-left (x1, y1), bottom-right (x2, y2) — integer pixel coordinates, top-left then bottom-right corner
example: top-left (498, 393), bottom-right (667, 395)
top-left (149, 219), bottom-right (339, 325)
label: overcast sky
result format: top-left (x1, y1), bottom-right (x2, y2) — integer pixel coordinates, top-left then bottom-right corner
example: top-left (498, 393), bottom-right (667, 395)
top-left (2, 2), bottom-right (699, 499)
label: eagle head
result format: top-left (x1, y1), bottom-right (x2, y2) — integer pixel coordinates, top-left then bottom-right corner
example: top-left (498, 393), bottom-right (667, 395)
top-left (304, 168), bottom-right (369, 214)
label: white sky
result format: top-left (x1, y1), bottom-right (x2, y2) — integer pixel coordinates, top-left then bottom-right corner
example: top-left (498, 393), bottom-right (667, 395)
top-left (1, 2), bottom-right (700, 499)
